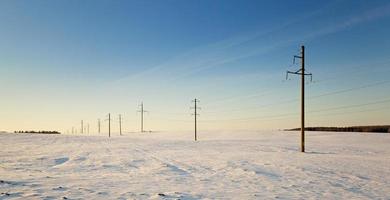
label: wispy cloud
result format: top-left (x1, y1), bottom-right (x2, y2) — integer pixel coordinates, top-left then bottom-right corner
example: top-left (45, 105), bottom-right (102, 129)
top-left (110, 1), bottom-right (390, 88)
top-left (302, 2), bottom-right (390, 40)
top-left (110, 2), bottom-right (337, 85)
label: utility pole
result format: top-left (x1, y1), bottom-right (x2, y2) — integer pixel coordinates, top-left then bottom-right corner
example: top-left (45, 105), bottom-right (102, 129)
top-left (191, 99), bottom-right (200, 141)
top-left (104, 114), bottom-right (112, 137)
top-left (108, 113), bottom-right (111, 137)
top-left (81, 120), bottom-right (83, 134)
top-left (286, 45), bottom-right (312, 152)
top-left (119, 114), bottom-right (122, 136)
top-left (98, 118), bottom-right (101, 134)
top-left (137, 102), bottom-right (148, 132)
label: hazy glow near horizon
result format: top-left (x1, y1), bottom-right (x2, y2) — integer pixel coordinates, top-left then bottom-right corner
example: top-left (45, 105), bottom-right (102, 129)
top-left (1, 0), bottom-right (390, 133)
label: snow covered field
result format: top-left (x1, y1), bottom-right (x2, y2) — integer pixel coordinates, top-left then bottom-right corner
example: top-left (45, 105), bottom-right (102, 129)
top-left (1, 131), bottom-right (389, 199)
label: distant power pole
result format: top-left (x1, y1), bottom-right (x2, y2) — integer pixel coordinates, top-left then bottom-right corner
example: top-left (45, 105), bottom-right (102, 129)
top-left (119, 114), bottom-right (123, 136)
top-left (81, 120), bottom-right (84, 134)
top-left (286, 45), bottom-right (313, 152)
top-left (98, 118), bottom-right (101, 134)
top-left (108, 114), bottom-right (111, 137)
top-left (137, 102), bottom-right (148, 132)
top-left (191, 99), bottom-right (200, 141)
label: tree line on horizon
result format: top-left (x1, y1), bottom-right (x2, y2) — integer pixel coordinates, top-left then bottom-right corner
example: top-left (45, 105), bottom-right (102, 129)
top-left (286, 125), bottom-right (390, 133)
top-left (14, 130), bottom-right (61, 134)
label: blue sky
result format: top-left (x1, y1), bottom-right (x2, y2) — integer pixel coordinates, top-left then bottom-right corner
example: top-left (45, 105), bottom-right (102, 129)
top-left (1, 0), bottom-right (390, 132)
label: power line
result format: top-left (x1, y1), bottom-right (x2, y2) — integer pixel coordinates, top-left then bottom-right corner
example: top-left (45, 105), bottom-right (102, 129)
top-left (309, 80), bottom-right (390, 99)
top-left (200, 79), bottom-right (390, 115)
top-left (123, 70), bottom-right (390, 122)
top-left (126, 79), bottom-right (390, 125)
top-left (157, 118), bottom-right (193, 123)
top-left (198, 97), bottom-right (390, 122)
top-left (314, 59), bottom-right (390, 84)
top-left (152, 111), bottom-right (188, 116)
top-left (198, 104), bottom-right (390, 124)
top-left (308, 105), bottom-right (390, 119)
top-left (201, 67), bottom-right (387, 111)
top-left (308, 98), bottom-right (390, 113)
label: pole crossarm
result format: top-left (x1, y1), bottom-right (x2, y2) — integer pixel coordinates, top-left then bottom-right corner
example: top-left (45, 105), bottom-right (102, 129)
top-left (286, 70), bottom-right (313, 81)
top-left (293, 55), bottom-right (302, 64)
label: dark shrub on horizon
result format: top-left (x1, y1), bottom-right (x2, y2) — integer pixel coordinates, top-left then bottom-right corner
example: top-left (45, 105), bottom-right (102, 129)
top-left (14, 130), bottom-right (61, 134)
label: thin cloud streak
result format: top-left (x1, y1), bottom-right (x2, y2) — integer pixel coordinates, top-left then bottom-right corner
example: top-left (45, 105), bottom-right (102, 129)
top-left (109, 1), bottom-right (339, 86)
top-left (110, 1), bottom-right (390, 90)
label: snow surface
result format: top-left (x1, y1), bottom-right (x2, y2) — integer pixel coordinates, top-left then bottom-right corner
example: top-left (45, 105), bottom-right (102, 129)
top-left (0, 131), bottom-right (389, 199)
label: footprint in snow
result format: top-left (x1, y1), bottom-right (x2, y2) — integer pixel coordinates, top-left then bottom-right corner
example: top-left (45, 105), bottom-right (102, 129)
top-left (152, 192), bottom-right (200, 200)
top-left (1, 192), bottom-right (23, 198)
top-left (54, 157), bottom-right (69, 166)
top-left (53, 186), bottom-right (67, 191)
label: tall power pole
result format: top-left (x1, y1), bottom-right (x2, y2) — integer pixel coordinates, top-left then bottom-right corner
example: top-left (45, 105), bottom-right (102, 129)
top-left (81, 120), bottom-right (83, 134)
top-left (191, 99), bottom-right (200, 141)
top-left (108, 113), bottom-right (111, 137)
top-left (286, 45), bottom-right (312, 152)
top-left (119, 114), bottom-right (122, 136)
top-left (105, 114), bottom-right (111, 137)
top-left (137, 102), bottom-right (148, 132)
top-left (98, 118), bottom-right (101, 134)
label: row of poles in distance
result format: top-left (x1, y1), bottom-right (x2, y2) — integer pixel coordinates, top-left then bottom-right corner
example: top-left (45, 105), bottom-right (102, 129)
top-left (72, 114), bottom-right (126, 137)
top-left (67, 45), bottom-right (310, 152)
top-left (69, 100), bottom-right (201, 141)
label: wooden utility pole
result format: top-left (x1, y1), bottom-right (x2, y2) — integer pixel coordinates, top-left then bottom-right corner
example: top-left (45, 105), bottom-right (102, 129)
top-left (286, 45), bottom-right (312, 152)
top-left (119, 114), bottom-right (122, 136)
top-left (81, 120), bottom-right (83, 134)
top-left (98, 118), bottom-right (101, 134)
top-left (108, 113), bottom-right (111, 137)
top-left (301, 46), bottom-right (305, 152)
top-left (191, 99), bottom-right (200, 141)
top-left (137, 102), bottom-right (148, 132)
